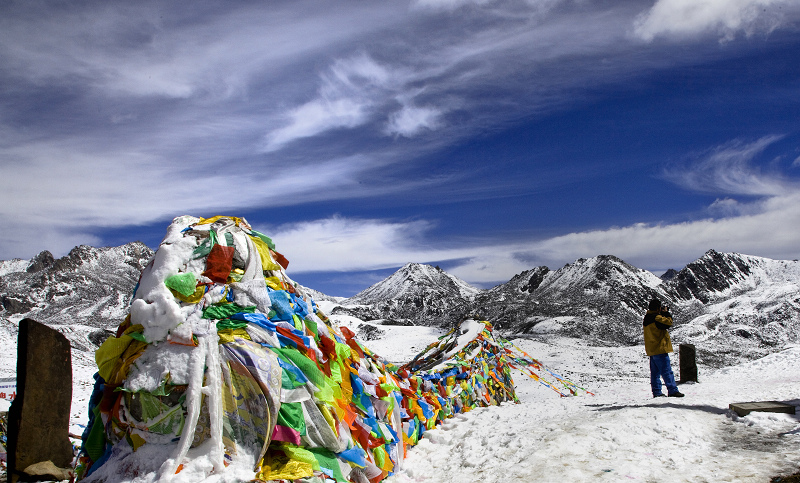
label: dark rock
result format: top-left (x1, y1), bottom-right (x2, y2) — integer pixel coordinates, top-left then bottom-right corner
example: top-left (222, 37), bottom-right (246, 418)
top-left (679, 344), bottom-right (698, 383)
top-left (25, 251), bottom-right (54, 273)
top-left (660, 269), bottom-right (679, 281)
top-left (331, 305), bottom-right (380, 321)
top-left (88, 328), bottom-right (115, 347)
top-left (356, 324), bottom-right (386, 341)
top-left (666, 249), bottom-right (752, 303)
top-left (1, 295), bottom-right (34, 314)
top-left (7, 319), bottom-right (73, 483)
top-left (375, 318), bottom-right (415, 326)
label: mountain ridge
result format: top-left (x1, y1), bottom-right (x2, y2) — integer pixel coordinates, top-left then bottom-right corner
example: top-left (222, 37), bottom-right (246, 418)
top-left (2, 244), bottom-right (798, 367)
top-left (340, 251), bottom-right (800, 366)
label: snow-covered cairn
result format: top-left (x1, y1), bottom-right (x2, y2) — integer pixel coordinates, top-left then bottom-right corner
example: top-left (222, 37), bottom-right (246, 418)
top-left (78, 215), bottom-right (585, 483)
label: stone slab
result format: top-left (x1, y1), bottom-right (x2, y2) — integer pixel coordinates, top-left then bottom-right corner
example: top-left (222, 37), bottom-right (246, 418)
top-left (729, 401), bottom-right (797, 417)
top-left (679, 343), bottom-right (698, 383)
top-left (7, 319), bottom-right (73, 483)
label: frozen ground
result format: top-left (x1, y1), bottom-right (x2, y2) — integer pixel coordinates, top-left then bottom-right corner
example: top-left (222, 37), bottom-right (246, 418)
top-left (385, 336), bottom-right (800, 483)
top-left (5, 316), bottom-right (800, 482)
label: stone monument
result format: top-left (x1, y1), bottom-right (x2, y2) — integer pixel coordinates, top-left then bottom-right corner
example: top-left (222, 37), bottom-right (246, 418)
top-left (679, 343), bottom-right (698, 383)
top-left (7, 319), bottom-right (73, 483)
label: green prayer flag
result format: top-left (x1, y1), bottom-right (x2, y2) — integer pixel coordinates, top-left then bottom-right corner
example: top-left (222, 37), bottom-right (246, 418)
top-left (216, 319), bottom-right (248, 331)
top-left (304, 318), bottom-right (319, 339)
top-left (272, 346), bottom-right (326, 388)
top-left (202, 303), bottom-right (256, 320)
top-left (84, 406), bottom-right (107, 462)
top-left (164, 272), bottom-right (197, 297)
top-left (250, 229), bottom-right (276, 250)
top-left (307, 448), bottom-right (348, 482)
top-left (128, 331), bottom-right (147, 343)
top-left (277, 402), bottom-right (307, 435)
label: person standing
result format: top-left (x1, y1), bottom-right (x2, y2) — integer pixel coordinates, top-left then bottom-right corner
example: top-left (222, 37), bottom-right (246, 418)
top-left (643, 298), bottom-right (684, 398)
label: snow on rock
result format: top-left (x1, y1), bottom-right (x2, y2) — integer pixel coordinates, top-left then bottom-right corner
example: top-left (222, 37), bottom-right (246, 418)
top-left (347, 263), bottom-right (480, 304)
top-left (475, 255), bottom-right (669, 345)
top-left (668, 253), bottom-right (800, 367)
top-left (342, 263), bottom-right (480, 327)
top-left (330, 314), bottom-right (444, 365)
top-left (0, 257), bottom-right (30, 277)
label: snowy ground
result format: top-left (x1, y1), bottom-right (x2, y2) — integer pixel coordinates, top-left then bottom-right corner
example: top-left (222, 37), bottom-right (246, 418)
top-left (383, 336), bottom-right (800, 483)
top-left (5, 316), bottom-right (800, 482)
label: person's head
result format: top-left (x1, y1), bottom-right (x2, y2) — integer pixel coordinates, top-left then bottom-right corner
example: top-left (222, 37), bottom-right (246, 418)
top-left (648, 299), bottom-right (661, 311)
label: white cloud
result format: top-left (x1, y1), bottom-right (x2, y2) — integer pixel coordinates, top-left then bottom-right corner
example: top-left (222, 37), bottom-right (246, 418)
top-left (0, 140), bottom-right (383, 260)
top-left (386, 105), bottom-right (443, 137)
top-left (708, 197), bottom-right (751, 217)
top-left (262, 54), bottom-right (396, 151)
top-left (523, 193), bottom-right (800, 271)
top-left (267, 136), bottom-right (800, 285)
top-left (0, 3), bottom-right (403, 100)
top-left (663, 135), bottom-right (791, 196)
top-left (260, 184), bottom-right (800, 285)
top-left (263, 217), bottom-right (451, 272)
top-left (326, 54), bottom-right (392, 91)
top-left (263, 98), bottom-right (369, 152)
top-left (633, 0), bottom-right (792, 42)
top-left (271, 184), bottom-right (800, 285)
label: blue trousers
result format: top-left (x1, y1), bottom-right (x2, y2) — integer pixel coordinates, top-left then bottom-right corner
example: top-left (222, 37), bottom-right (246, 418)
top-left (650, 353), bottom-right (678, 396)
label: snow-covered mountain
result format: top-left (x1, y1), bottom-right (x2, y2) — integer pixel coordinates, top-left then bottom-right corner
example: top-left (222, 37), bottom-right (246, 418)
top-left (0, 242), bottom-right (153, 353)
top-left (473, 255), bottom-right (668, 345)
top-left (665, 250), bottom-right (800, 366)
top-left (2, 242), bottom-right (798, 369)
top-left (471, 250), bottom-right (800, 366)
top-left (339, 262), bottom-right (481, 326)
top-left (335, 251), bottom-right (799, 367)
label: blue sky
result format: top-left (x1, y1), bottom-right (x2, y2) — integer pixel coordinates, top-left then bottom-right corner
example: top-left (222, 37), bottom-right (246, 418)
top-left (2, 0), bottom-right (800, 297)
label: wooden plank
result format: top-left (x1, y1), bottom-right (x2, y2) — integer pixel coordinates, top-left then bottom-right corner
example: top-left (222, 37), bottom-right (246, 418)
top-left (729, 401), bottom-right (796, 417)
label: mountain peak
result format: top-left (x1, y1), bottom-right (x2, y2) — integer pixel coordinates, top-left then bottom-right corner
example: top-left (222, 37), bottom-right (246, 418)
top-left (660, 269), bottom-right (679, 281)
top-left (347, 263), bottom-right (478, 305)
top-left (26, 250), bottom-right (55, 273)
top-left (667, 251), bottom-right (798, 303)
top-left (343, 263), bottom-right (479, 326)
top-left (0, 242), bottom-right (153, 325)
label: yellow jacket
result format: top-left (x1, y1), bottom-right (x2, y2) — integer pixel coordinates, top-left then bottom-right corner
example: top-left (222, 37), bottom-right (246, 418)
top-left (643, 310), bottom-right (673, 356)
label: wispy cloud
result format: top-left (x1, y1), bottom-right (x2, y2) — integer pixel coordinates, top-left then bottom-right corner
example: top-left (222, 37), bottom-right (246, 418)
top-left (1, 0), bottom-right (799, 275)
top-left (663, 135), bottom-right (792, 196)
top-left (263, 217), bottom-right (461, 273)
top-left (263, 54), bottom-right (394, 151)
top-left (263, 98), bottom-right (369, 152)
top-left (385, 105), bottom-right (443, 137)
top-left (633, 0), bottom-right (797, 42)
top-left (272, 136), bottom-right (800, 287)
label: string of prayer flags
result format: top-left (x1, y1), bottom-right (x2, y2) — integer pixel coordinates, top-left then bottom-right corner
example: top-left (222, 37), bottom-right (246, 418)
top-left (76, 215), bottom-right (588, 483)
